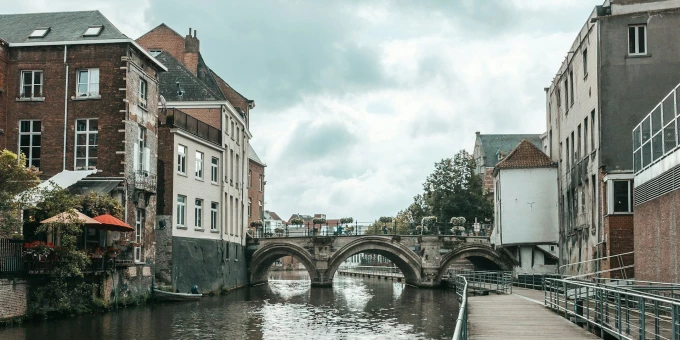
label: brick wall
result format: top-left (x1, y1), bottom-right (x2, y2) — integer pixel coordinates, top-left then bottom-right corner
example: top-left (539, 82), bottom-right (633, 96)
top-left (602, 214), bottom-right (635, 279)
top-left (136, 25), bottom-right (186, 66)
top-left (157, 125), bottom-right (174, 216)
top-left (634, 189), bottom-right (680, 283)
top-left (0, 279), bottom-right (27, 320)
top-left (0, 42), bottom-right (7, 149)
top-left (483, 168), bottom-right (494, 194)
top-left (248, 160), bottom-right (265, 224)
top-left (180, 108), bottom-right (221, 129)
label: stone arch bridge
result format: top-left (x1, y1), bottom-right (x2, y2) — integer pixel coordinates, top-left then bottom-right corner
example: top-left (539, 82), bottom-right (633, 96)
top-left (247, 235), bottom-right (516, 288)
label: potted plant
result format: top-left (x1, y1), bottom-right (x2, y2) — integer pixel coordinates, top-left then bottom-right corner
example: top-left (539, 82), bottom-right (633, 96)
top-left (274, 227), bottom-right (284, 237)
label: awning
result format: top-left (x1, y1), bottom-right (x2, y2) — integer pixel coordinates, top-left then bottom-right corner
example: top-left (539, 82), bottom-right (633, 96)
top-left (17, 170), bottom-right (97, 205)
top-left (91, 214), bottom-right (134, 232)
top-left (68, 180), bottom-right (121, 196)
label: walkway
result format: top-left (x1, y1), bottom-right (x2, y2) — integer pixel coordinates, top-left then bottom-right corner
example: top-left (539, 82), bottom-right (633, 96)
top-left (467, 288), bottom-right (598, 339)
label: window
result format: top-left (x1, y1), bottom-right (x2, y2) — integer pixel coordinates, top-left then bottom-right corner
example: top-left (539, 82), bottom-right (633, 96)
top-left (612, 180), bottom-right (633, 213)
top-left (29, 27), bottom-right (49, 38)
top-left (629, 24), bottom-right (647, 55)
top-left (248, 198), bottom-right (252, 217)
top-left (149, 49), bottom-right (162, 57)
top-left (577, 124), bottom-right (581, 160)
top-left (195, 199), bottom-right (203, 229)
top-left (566, 137), bottom-right (570, 168)
top-left (77, 68), bottom-right (99, 97)
top-left (591, 110), bottom-right (596, 152)
top-left (211, 157), bottom-right (218, 183)
top-left (564, 78), bottom-right (569, 111)
top-left (136, 127), bottom-right (147, 173)
top-left (211, 202), bottom-right (218, 231)
top-left (584, 118), bottom-right (589, 155)
top-left (231, 121), bottom-right (235, 139)
top-left (177, 145), bottom-right (187, 174)
top-left (236, 154), bottom-right (240, 184)
top-left (582, 48), bottom-right (588, 76)
top-left (556, 88), bottom-right (561, 107)
top-left (258, 200), bottom-right (263, 219)
top-left (135, 209), bottom-right (145, 263)
top-left (259, 174), bottom-right (263, 192)
top-left (75, 119), bottom-right (98, 170)
top-left (248, 170), bottom-right (252, 188)
top-left (20, 70), bottom-right (43, 98)
top-left (177, 195), bottom-right (186, 227)
top-left (83, 26), bottom-right (103, 37)
top-left (230, 149), bottom-right (234, 185)
top-left (195, 152), bottom-right (204, 179)
top-left (571, 132), bottom-right (575, 166)
top-left (19, 120), bottom-right (41, 168)
top-left (569, 71), bottom-right (574, 106)
top-left (139, 79), bottom-right (148, 108)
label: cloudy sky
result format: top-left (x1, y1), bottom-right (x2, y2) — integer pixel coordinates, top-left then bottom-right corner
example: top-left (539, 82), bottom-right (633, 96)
top-left (5, 0), bottom-right (596, 222)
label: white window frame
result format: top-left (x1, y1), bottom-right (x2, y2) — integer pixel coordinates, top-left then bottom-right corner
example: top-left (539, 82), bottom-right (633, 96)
top-left (149, 49), bottom-right (162, 57)
top-left (135, 208), bottom-right (145, 263)
top-left (248, 198), bottom-right (251, 218)
top-left (195, 199), bottom-right (203, 229)
top-left (210, 202), bottom-right (218, 231)
top-left (29, 27), bottom-right (49, 38)
top-left (76, 68), bottom-right (100, 97)
top-left (139, 78), bottom-right (148, 108)
top-left (20, 70), bottom-right (43, 98)
top-left (605, 174), bottom-right (634, 214)
top-left (259, 174), bottom-right (263, 192)
top-left (628, 24), bottom-right (647, 56)
top-left (18, 120), bottom-right (41, 169)
top-left (195, 151), bottom-right (204, 179)
top-left (136, 127), bottom-right (147, 173)
top-left (83, 26), bottom-right (103, 37)
top-left (211, 157), bottom-right (218, 184)
top-left (177, 145), bottom-right (187, 175)
top-left (74, 119), bottom-right (98, 170)
top-left (177, 195), bottom-right (186, 227)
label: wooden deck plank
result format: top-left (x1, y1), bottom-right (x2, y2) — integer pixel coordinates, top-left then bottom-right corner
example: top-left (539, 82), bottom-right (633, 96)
top-left (468, 293), bottom-right (598, 339)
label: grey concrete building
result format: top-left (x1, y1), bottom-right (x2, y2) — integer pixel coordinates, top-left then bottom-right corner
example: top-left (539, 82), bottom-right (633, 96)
top-left (544, 0), bottom-right (680, 278)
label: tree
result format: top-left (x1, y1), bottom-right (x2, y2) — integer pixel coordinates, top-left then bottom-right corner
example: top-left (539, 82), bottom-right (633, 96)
top-left (421, 150), bottom-right (492, 225)
top-left (0, 150), bottom-right (41, 236)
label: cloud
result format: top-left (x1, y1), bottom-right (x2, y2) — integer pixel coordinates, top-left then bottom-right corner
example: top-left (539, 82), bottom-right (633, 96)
top-left (2, 0), bottom-right (600, 221)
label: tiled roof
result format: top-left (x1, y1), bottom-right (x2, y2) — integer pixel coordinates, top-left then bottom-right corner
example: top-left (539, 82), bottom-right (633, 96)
top-left (478, 134), bottom-right (542, 168)
top-left (0, 11), bottom-right (127, 43)
top-left (266, 211), bottom-right (283, 221)
top-left (248, 145), bottom-right (265, 166)
top-left (155, 52), bottom-right (225, 101)
top-left (494, 139), bottom-right (556, 172)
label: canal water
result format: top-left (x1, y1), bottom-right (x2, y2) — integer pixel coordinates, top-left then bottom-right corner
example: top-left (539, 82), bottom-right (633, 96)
top-left (0, 271), bottom-right (459, 339)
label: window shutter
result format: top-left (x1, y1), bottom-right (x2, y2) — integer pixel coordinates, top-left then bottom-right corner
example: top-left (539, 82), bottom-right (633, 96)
top-left (144, 147), bottom-right (151, 172)
top-left (133, 143), bottom-right (140, 171)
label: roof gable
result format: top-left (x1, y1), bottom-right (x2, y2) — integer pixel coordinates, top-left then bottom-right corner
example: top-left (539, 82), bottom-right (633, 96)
top-left (137, 23), bottom-right (183, 41)
top-left (478, 134), bottom-right (542, 168)
top-left (248, 145), bottom-right (265, 166)
top-left (155, 52), bottom-right (224, 101)
top-left (0, 10), bottom-right (127, 43)
top-left (494, 139), bottom-right (555, 172)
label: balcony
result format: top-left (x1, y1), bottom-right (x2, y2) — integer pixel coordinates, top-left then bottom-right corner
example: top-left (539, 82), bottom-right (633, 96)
top-left (165, 108), bottom-right (222, 146)
top-left (132, 170), bottom-right (156, 193)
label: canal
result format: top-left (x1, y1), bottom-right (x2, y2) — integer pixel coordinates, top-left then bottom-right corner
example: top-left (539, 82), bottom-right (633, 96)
top-left (0, 271), bottom-right (459, 339)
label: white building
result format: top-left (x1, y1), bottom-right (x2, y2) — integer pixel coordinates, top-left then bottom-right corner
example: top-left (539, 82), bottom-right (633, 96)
top-left (491, 140), bottom-right (559, 274)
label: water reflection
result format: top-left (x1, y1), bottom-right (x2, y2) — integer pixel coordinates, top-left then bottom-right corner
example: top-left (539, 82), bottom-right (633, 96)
top-left (0, 271), bottom-right (458, 340)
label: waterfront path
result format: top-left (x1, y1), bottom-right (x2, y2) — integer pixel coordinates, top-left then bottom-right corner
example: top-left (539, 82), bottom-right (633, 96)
top-left (467, 288), bottom-right (598, 339)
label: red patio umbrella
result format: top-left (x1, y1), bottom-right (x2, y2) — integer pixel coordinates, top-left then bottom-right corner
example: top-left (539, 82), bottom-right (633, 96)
top-left (91, 214), bottom-right (135, 232)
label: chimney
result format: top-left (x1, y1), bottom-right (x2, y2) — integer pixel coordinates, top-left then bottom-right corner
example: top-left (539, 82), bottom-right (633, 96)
top-left (184, 27), bottom-right (200, 76)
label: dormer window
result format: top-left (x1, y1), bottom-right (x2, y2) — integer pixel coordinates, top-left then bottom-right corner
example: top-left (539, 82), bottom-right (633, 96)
top-left (149, 49), bottom-right (162, 57)
top-left (29, 27), bottom-right (50, 38)
top-left (83, 26), bottom-right (103, 37)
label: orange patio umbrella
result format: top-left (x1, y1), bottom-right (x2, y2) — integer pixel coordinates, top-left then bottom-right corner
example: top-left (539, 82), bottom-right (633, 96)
top-left (91, 214), bottom-right (135, 232)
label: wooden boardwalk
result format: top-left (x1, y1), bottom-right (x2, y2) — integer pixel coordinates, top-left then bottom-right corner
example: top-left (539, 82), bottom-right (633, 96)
top-left (467, 289), bottom-right (598, 339)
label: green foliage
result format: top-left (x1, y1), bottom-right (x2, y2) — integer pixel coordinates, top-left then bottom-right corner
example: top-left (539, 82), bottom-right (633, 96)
top-left (378, 216), bottom-right (393, 223)
top-left (0, 150), bottom-right (41, 236)
top-left (28, 278), bottom-right (96, 318)
top-left (289, 218), bottom-right (304, 226)
top-left (312, 218), bottom-right (326, 225)
top-left (364, 221), bottom-right (382, 235)
top-left (79, 192), bottom-right (124, 219)
top-left (250, 220), bottom-right (263, 228)
top-left (339, 217), bottom-right (353, 224)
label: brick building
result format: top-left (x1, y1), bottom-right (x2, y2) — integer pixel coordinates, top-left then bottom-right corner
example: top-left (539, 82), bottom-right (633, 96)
top-left (0, 11), bottom-right (166, 298)
top-left (137, 24), bottom-right (255, 291)
top-left (248, 144), bottom-right (265, 225)
top-left (543, 0), bottom-right (680, 278)
top-left (473, 132), bottom-right (542, 196)
top-left (632, 83), bottom-right (680, 283)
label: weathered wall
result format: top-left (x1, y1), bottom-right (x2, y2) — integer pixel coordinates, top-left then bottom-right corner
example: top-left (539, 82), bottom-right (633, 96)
top-left (0, 41), bottom-right (8, 149)
top-left (154, 215), bottom-right (173, 284)
top-left (101, 266), bottom-right (153, 305)
top-left (634, 189), bottom-right (680, 283)
top-left (172, 237), bottom-right (247, 293)
top-left (248, 159), bottom-right (265, 224)
top-left (0, 279), bottom-right (27, 320)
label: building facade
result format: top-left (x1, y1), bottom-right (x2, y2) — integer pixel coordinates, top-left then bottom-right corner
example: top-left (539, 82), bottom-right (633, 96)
top-left (0, 11), bottom-right (166, 298)
top-left (543, 0), bottom-right (680, 278)
top-left (473, 132), bottom-right (542, 195)
top-left (632, 83), bottom-right (680, 283)
top-left (137, 24), bottom-right (254, 291)
top-left (248, 145), bottom-right (265, 225)
top-left (490, 140), bottom-right (559, 274)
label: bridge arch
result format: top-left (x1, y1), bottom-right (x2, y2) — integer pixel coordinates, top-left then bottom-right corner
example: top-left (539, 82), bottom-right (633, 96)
top-left (436, 244), bottom-right (515, 282)
top-left (249, 242), bottom-right (318, 285)
top-left (326, 236), bottom-right (423, 286)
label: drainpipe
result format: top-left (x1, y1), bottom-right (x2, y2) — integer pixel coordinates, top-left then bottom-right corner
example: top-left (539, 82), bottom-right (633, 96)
top-left (62, 45), bottom-right (68, 171)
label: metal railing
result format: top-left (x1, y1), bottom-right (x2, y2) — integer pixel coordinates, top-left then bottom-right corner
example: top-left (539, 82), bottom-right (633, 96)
top-left (0, 238), bottom-right (24, 278)
top-left (446, 269), bottom-right (513, 295)
top-left (545, 277), bottom-right (680, 339)
top-left (166, 108), bottom-right (222, 145)
top-left (337, 265), bottom-right (403, 278)
top-left (254, 221), bottom-right (491, 238)
top-left (453, 275), bottom-right (469, 340)
top-left (559, 251), bottom-right (634, 279)
top-left (514, 273), bottom-right (564, 290)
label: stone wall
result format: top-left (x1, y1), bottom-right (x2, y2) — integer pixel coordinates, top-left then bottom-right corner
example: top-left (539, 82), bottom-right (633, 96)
top-left (0, 279), bottom-right (28, 320)
top-left (154, 215), bottom-right (173, 284)
top-left (172, 237), bottom-right (247, 293)
top-left (100, 265), bottom-right (153, 305)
